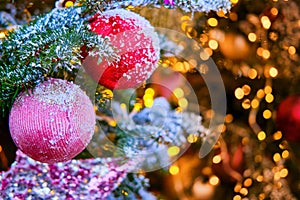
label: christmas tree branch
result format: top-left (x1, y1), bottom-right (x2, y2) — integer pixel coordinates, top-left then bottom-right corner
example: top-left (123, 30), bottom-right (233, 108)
top-left (0, 6), bottom-right (119, 115)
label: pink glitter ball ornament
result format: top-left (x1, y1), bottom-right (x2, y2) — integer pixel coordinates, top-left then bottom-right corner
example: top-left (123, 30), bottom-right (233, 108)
top-left (82, 9), bottom-right (160, 90)
top-left (9, 78), bottom-right (96, 164)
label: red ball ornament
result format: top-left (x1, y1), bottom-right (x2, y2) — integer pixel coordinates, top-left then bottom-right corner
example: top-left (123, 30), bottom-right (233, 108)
top-left (276, 95), bottom-right (300, 142)
top-left (9, 78), bottom-right (96, 163)
top-left (82, 9), bottom-right (160, 90)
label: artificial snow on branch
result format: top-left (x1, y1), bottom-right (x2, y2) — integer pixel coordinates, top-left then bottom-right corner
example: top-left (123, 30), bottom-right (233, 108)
top-left (79, 0), bottom-right (232, 13)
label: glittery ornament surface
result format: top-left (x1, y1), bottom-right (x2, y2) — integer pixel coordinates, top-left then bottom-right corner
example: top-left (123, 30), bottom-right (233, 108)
top-left (9, 78), bottom-right (96, 164)
top-left (82, 9), bottom-right (160, 89)
top-left (0, 150), bottom-right (129, 199)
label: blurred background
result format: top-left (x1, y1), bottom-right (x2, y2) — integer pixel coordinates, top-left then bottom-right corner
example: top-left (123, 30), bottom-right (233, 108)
top-left (1, 0), bottom-right (300, 199)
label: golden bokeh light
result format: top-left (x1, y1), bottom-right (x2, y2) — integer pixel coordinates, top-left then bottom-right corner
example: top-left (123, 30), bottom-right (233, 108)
top-left (248, 68), bottom-right (258, 79)
top-left (209, 175), bottom-right (220, 186)
top-left (243, 178), bottom-right (253, 187)
top-left (225, 114), bottom-right (234, 123)
top-left (269, 67), bottom-right (278, 77)
top-left (187, 134), bottom-right (198, 143)
top-left (257, 131), bottom-right (266, 141)
top-left (257, 47), bottom-right (264, 57)
top-left (264, 86), bottom-right (272, 94)
top-left (207, 18), bottom-right (218, 27)
top-left (65, 1), bottom-right (74, 7)
top-left (265, 93), bottom-right (274, 103)
top-left (288, 46), bottom-right (296, 55)
top-left (242, 85), bottom-right (251, 95)
top-left (200, 51), bottom-right (210, 61)
top-left (273, 153), bottom-right (281, 162)
top-left (169, 165), bottom-right (180, 175)
top-left (178, 98), bottom-right (188, 109)
top-left (251, 99), bottom-right (260, 109)
top-left (282, 150), bottom-right (289, 159)
top-left (273, 131), bottom-right (282, 140)
top-left (233, 195), bottom-right (242, 200)
top-left (248, 33), bottom-right (257, 42)
top-left (234, 183), bottom-right (242, 193)
top-left (213, 155), bottom-right (222, 164)
top-left (256, 175), bottom-right (264, 182)
top-left (242, 99), bottom-right (251, 109)
top-left (230, 0), bottom-right (239, 4)
top-left (270, 7), bottom-right (278, 16)
top-left (173, 88), bottom-right (184, 98)
top-left (168, 146), bottom-right (180, 157)
top-left (0, 32), bottom-right (6, 39)
top-left (280, 168), bottom-right (288, 178)
top-left (208, 39), bottom-right (219, 50)
top-left (239, 188), bottom-right (248, 196)
top-left (261, 16), bottom-right (271, 29)
top-left (263, 109), bottom-right (272, 119)
top-left (257, 89), bottom-right (265, 98)
top-left (235, 88), bottom-right (245, 100)
top-left (145, 88), bottom-right (155, 96)
top-left (262, 49), bottom-right (271, 59)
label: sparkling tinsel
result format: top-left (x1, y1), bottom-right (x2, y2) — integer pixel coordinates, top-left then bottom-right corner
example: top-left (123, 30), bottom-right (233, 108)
top-left (0, 150), bottom-right (132, 199)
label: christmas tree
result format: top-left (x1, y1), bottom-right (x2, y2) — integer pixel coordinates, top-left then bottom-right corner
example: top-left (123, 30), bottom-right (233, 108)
top-left (1, 0), bottom-right (300, 199)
